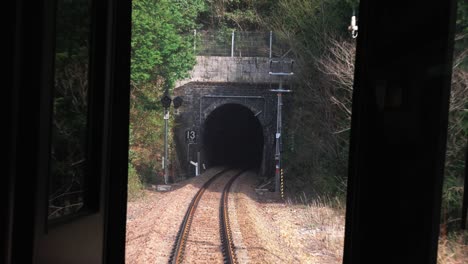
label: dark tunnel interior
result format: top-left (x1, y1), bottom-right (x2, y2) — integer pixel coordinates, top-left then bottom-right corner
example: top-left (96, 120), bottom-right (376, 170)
top-left (203, 104), bottom-right (264, 169)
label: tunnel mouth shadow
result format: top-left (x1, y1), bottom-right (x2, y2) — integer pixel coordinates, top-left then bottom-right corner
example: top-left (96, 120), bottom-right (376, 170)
top-left (202, 103), bottom-right (264, 170)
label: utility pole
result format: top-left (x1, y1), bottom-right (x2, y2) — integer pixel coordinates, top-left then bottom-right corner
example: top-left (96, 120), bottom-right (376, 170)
top-left (164, 108), bottom-right (169, 183)
top-left (269, 59), bottom-right (293, 193)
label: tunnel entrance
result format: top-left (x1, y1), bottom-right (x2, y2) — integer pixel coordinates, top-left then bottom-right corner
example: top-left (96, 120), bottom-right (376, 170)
top-left (203, 104), bottom-right (264, 169)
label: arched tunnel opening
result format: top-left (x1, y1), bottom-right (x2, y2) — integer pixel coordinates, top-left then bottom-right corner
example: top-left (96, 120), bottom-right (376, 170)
top-left (203, 104), bottom-right (264, 170)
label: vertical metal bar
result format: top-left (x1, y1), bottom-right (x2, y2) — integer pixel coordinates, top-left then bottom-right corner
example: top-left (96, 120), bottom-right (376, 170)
top-left (231, 31), bottom-right (235, 57)
top-left (197, 152), bottom-right (201, 176)
top-left (274, 78), bottom-right (282, 193)
top-left (187, 142), bottom-right (197, 177)
top-left (164, 109), bottom-right (169, 184)
top-left (269, 31), bottom-right (273, 58)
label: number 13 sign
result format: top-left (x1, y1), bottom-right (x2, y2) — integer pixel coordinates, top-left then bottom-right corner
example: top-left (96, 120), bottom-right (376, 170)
top-left (186, 130), bottom-right (197, 142)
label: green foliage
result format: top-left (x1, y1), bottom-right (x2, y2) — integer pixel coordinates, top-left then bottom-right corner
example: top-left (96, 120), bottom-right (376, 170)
top-left (129, 0), bottom-right (206, 192)
top-left (131, 0), bottom-right (205, 88)
top-left (127, 162), bottom-right (144, 201)
top-left (454, 0), bottom-right (468, 70)
top-left (270, 0), bottom-right (351, 57)
top-left (267, 0), bottom-right (355, 198)
top-left (55, 0), bottom-right (91, 57)
top-left (456, 0), bottom-right (468, 37)
top-left (200, 0), bottom-right (278, 30)
top-left (440, 0), bottom-right (468, 231)
top-left (49, 0), bottom-right (92, 218)
top-left (441, 173), bottom-right (465, 232)
top-left (129, 100), bottom-right (165, 184)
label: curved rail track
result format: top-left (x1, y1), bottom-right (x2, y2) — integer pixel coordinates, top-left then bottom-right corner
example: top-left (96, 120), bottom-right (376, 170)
top-left (168, 169), bottom-right (244, 264)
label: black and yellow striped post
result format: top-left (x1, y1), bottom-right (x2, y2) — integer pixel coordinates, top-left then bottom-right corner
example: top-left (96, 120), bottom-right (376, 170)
top-left (280, 169), bottom-right (284, 199)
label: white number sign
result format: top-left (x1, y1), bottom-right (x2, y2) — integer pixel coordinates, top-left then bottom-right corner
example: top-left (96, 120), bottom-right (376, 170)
top-left (186, 130), bottom-right (196, 142)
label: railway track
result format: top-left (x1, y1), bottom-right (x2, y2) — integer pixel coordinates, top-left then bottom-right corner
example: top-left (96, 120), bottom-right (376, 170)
top-left (168, 169), bottom-right (244, 264)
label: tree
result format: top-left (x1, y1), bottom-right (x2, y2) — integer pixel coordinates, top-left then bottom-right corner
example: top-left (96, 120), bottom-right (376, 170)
top-left (440, 0), bottom-right (468, 232)
top-left (199, 0), bottom-right (278, 31)
top-left (129, 0), bottom-right (206, 192)
top-left (49, 0), bottom-right (92, 218)
top-left (265, 0), bottom-right (355, 196)
top-left (131, 0), bottom-right (206, 89)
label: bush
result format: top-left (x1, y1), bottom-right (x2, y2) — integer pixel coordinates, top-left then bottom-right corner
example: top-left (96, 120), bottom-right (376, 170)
top-left (127, 162), bottom-right (144, 201)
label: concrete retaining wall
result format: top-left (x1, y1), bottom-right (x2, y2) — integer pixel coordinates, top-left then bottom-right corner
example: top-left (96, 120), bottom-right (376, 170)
top-left (176, 56), bottom-right (292, 87)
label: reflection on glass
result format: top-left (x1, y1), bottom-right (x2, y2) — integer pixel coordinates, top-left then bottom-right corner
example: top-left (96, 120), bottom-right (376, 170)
top-left (437, 0), bottom-right (468, 261)
top-left (48, 0), bottom-right (92, 220)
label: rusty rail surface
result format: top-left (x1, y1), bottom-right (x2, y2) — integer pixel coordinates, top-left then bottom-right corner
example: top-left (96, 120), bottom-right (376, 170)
top-left (219, 171), bottom-right (244, 264)
top-left (169, 169), bottom-right (244, 264)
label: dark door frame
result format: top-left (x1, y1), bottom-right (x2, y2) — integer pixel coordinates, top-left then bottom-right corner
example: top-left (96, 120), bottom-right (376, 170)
top-left (343, 1), bottom-right (458, 263)
top-left (5, 0), bottom-right (459, 263)
top-left (6, 0), bottom-right (131, 263)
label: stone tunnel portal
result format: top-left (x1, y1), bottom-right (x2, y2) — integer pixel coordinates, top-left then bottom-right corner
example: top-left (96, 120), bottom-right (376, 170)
top-left (203, 104), bottom-right (264, 170)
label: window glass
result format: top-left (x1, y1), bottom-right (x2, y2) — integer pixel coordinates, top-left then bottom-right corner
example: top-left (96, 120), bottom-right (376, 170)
top-left (48, 0), bottom-right (92, 220)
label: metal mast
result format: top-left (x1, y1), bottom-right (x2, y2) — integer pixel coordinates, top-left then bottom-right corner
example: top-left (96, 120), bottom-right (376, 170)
top-left (160, 94), bottom-right (183, 185)
top-left (160, 93), bottom-right (172, 184)
top-left (269, 59), bottom-right (293, 193)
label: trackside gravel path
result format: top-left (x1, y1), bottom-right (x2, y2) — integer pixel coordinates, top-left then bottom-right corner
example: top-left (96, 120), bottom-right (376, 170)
top-left (126, 169), bottom-right (345, 263)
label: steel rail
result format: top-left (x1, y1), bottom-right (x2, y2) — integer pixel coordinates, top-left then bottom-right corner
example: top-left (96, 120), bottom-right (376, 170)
top-left (168, 168), bottom-right (229, 264)
top-left (168, 169), bottom-right (244, 264)
top-left (219, 171), bottom-right (244, 264)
